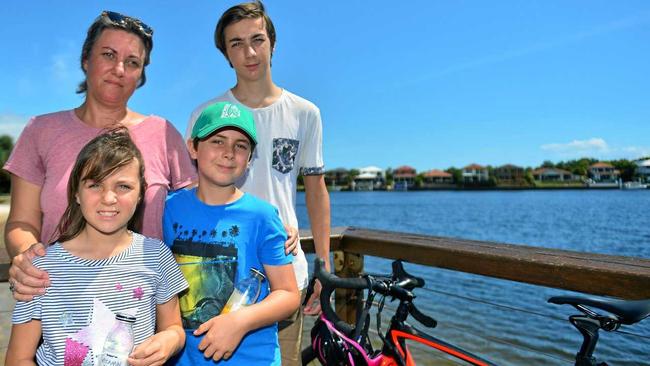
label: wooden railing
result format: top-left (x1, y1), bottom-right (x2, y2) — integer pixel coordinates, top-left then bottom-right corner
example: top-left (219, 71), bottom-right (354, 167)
top-left (2, 226), bottom-right (649, 317)
top-left (300, 226), bottom-right (650, 323)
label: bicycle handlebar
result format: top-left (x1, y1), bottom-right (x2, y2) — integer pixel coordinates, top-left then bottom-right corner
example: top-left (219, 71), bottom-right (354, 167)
top-left (313, 257), bottom-right (434, 336)
top-left (314, 258), bottom-right (368, 335)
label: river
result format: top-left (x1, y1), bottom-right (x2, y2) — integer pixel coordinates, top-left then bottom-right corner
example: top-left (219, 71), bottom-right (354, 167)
top-left (297, 190), bottom-right (650, 365)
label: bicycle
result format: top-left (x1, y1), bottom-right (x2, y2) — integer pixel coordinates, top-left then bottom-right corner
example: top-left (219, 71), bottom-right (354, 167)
top-left (301, 258), bottom-right (650, 366)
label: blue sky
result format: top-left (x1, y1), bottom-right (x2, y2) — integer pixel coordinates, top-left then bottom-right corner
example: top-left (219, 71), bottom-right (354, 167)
top-left (2, 1), bottom-right (649, 171)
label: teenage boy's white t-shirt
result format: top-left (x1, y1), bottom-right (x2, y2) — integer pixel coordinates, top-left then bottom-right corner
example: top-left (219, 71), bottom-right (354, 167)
top-left (186, 89), bottom-right (324, 289)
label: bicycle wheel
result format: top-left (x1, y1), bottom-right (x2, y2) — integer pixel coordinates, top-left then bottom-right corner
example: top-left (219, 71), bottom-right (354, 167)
top-left (301, 345), bottom-right (318, 365)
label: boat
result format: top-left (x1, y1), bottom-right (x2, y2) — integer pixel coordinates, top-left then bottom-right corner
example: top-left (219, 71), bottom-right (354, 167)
top-left (622, 181), bottom-right (648, 190)
top-left (393, 181), bottom-right (408, 191)
top-left (585, 178), bottom-right (620, 188)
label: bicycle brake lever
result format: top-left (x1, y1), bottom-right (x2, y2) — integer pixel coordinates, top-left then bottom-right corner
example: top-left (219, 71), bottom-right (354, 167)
top-left (409, 304), bottom-right (437, 328)
top-left (302, 277), bottom-right (316, 307)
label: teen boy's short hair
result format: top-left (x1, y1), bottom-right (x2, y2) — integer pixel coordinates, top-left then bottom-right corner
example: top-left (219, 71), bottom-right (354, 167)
top-left (214, 1), bottom-right (276, 63)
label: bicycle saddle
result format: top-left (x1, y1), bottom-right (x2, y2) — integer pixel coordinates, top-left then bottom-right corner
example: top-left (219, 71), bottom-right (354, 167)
top-left (549, 295), bottom-right (650, 325)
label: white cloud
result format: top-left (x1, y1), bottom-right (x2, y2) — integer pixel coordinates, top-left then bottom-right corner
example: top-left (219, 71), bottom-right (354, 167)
top-left (0, 114), bottom-right (29, 141)
top-left (541, 138), bottom-right (609, 153)
top-left (541, 138), bottom-right (650, 160)
top-left (620, 146), bottom-right (650, 159)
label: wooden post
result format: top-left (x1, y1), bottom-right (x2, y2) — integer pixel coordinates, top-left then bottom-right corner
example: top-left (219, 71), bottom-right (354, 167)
top-left (333, 250), bottom-right (364, 325)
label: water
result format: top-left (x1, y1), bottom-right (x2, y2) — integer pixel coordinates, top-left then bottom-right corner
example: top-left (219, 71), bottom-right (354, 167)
top-left (297, 190), bottom-right (650, 365)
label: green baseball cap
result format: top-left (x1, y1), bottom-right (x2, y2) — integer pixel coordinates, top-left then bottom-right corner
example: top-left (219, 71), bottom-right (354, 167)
top-left (191, 101), bottom-right (257, 144)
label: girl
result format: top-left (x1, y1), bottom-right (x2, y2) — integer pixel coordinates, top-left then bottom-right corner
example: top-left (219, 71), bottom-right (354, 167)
top-left (6, 128), bottom-right (188, 366)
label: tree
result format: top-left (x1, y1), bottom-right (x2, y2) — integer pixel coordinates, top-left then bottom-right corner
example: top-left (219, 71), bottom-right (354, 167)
top-left (346, 169), bottom-right (359, 190)
top-left (0, 135), bottom-right (14, 193)
top-left (445, 167), bottom-right (462, 186)
top-left (524, 168), bottom-right (535, 186)
top-left (415, 173), bottom-right (424, 188)
top-left (610, 159), bottom-right (636, 182)
top-left (384, 167), bottom-right (394, 188)
top-left (541, 160), bottom-right (555, 168)
top-left (555, 158), bottom-right (595, 177)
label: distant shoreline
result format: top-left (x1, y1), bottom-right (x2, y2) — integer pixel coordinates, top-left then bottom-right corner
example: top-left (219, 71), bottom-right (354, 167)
top-left (299, 186), bottom-right (645, 192)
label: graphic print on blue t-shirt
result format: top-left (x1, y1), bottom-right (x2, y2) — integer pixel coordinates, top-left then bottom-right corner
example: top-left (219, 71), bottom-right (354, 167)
top-left (169, 223), bottom-right (241, 329)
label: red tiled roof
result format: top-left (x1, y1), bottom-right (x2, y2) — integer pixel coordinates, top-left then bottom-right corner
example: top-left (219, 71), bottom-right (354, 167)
top-left (590, 162), bottom-right (614, 168)
top-left (394, 165), bottom-right (416, 174)
top-left (463, 163), bottom-right (485, 170)
top-left (423, 169), bottom-right (452, 178)
top-left (532, 167), bottom-right (572, 175)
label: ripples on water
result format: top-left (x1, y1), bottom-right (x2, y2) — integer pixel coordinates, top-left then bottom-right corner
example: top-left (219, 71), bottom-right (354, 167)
top-left (297, 190), bottom-right (650, 365)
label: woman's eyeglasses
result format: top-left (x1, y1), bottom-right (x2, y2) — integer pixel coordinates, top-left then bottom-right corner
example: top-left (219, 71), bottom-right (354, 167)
top-left (101, 10), bottom-right (153, 37)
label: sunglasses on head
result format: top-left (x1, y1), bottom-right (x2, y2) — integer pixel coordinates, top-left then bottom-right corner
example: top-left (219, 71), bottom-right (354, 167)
top-left (101, 10), bottom-right (153, 37)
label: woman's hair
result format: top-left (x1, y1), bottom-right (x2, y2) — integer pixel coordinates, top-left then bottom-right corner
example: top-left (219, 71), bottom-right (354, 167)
top-left (53, 127), bottom-right (147, 243)
top-left (214, 1), bottom-right (276, 66)
top-left (76, 11), bottom-right (154, 94)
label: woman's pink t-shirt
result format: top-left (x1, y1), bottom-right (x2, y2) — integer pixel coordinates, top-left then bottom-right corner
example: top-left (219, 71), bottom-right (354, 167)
top-left (4, 110), bottom-right (197, 242)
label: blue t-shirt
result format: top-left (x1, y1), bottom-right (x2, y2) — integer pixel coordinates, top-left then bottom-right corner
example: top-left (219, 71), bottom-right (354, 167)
top-left (163, 189), bottom-right (290, 365)
top-left (11, 233), bottom-right (188, 366)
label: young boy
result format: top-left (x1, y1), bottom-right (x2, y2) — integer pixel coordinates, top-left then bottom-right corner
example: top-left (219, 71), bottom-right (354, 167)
top-left (185, 3), bottom-right (331, 363)
top-left (164, 101), bottom-right (300, 365)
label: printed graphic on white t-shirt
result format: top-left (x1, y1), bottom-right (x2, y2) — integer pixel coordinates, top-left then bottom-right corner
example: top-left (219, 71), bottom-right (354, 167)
top-left (272, 138), bottom-right (299, 174)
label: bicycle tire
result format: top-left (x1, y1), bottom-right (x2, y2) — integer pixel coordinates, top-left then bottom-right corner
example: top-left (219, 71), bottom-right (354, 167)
top-left (301, 345), bottom-right (317, 365)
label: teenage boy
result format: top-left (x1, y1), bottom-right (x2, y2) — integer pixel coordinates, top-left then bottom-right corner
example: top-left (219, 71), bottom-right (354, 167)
top-left (164, 101), bottom-right (300, 364)
top-left (185, 2), bottom-right (331, 364)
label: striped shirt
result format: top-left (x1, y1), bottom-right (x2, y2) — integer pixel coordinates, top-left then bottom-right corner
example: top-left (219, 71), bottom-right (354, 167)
top-left (12, 233), bottom-right (188, 366)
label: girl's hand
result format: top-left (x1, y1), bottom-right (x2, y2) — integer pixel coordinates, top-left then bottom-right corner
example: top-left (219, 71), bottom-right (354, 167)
top-left (194, 312), bottom-right (248, 361)
top-left (127, 330), bottom-right (179, 366)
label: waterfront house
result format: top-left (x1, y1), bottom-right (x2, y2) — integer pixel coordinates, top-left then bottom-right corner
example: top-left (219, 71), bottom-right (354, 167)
top-left (462, 163), bottom-right (488, 183)
top-left (324, 168), bottom-right (349, 190)
top-left (588, 162), bottom-right (620, 183)
top-left (635, 159), bottom-right (650, 183)
top-left (393, 165), bottom-right (417, 190)
top-left (353, 166), bottom-right (385, 191)
top-left (421, 169), bottom-right (454, 188)
top-left (532, 167), bottom-right (574, 182)
top-left (494, 164), bottom-right (526, 185)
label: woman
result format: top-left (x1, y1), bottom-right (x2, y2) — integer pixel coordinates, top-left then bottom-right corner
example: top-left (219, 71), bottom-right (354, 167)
top-left (4, 11), bottom-right (196, 301)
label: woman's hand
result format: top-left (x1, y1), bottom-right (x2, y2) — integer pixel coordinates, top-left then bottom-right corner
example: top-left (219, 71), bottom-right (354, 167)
top-left (283, 224), bottom-right (299, 255)
top-left (9, 243), bottom-right (50, 301)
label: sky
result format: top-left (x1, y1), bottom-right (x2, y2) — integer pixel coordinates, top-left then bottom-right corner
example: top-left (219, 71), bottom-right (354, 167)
top-left (1, 1), bottom-right (650, 172)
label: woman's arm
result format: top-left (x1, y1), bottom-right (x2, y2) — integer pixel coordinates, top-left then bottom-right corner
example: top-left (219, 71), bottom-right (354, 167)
top-left (5, 175), bottom-right (42, 257)
top-left (194, 263), bottom-right (299, 361)
top-left (5, 175), bottom-right (50, 301)
top-left (5, 321), bottom-right (42, 366)
top-left (127, 296), bottom-right (185, 366)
